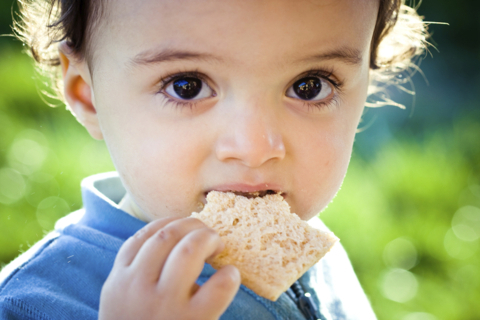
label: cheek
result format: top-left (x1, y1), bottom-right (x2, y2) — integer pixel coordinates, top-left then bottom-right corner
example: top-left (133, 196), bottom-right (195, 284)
top-left (94, 96), bottom-right (210, 215)
top-left (109, 124), bottom-right (209, 217)
top-left (116, 123), bottom-right (205, 177)
top-left (295, 123), bottom-right (353, 199)
top-left (294, 136), bottom-right (352, 220)
top-left (290, 103), bottom-right (365, 218)
top-left (310, 131), bottom-right (352, 191)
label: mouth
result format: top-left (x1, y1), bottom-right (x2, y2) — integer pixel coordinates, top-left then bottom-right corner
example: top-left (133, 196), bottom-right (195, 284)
top-left (203, 183), bottom-right (286, 203)
top-left (204, 189), bottom-right (286, 200)
top-left (224, 189), bottom-right (280, 199)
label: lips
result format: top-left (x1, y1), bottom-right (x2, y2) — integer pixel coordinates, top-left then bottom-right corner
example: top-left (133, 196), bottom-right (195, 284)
top-left (227, 189), bottom-right (278, 198)
top-left (205, 183), bottom-right (286, 200)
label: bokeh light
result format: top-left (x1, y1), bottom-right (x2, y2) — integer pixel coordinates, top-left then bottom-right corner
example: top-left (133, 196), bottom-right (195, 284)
top-left (36, 197), bottom-right (72, 230)
top-left (444, 228), bottom-right (478, 260)
top-left (402, 312), bottom-right (438, 320)
top-left (0, 168), bottom-right (26, 204)
top-left (452, 206), bottom-right (480, 242)
top-left (381, 268), bottom-right (418, 303)
top-left (7, 130), bottom-right (49, 175)
top-left (383, 238), bottom-right (417, 270)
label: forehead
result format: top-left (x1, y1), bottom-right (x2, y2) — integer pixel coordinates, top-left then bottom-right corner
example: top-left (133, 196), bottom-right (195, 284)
top-left (94, 0), bottom-right (378, 71)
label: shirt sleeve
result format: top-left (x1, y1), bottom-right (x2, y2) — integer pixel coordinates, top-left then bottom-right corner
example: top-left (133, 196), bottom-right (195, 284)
top-left (0, 297), bottom-right (54, 320)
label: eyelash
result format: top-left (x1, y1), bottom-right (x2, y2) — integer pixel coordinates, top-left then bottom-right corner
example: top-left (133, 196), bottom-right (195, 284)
top-left (295, 68), bottom-right (344, 111)
top-left (156, 70), bottom-right (210, 110)
top-left (156, 68), bottom-right (344, 111)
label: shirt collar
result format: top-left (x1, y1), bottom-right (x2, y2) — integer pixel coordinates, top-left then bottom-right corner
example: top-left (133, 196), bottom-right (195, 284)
top-left (73, 172), bottom-right (146, 241)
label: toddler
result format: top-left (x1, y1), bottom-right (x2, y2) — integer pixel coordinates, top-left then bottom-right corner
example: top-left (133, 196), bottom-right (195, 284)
top-left (0, 0), bottom-right (427, 319)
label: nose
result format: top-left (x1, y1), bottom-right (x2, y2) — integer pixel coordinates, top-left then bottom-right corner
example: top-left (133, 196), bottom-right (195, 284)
top-left (215, 105), bottom-right (286, 168)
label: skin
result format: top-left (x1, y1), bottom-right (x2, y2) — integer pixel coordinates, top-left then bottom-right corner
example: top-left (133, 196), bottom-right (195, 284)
top-left (59, 0), bottom-right (379, 318)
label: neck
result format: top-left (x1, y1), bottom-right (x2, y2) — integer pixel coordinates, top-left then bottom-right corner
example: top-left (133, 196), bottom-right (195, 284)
top-left (118, 193), bottom-right (151, 222)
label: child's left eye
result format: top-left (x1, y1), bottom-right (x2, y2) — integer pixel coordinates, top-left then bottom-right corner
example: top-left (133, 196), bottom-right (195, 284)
top-left (285, 77), bottom-right (333, 102)
top-left (164, 76), bottom-right (214, 100)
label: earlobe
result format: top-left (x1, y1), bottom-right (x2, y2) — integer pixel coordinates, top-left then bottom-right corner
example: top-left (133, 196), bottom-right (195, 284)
top-left (59, 42), bottom-right (103, 140)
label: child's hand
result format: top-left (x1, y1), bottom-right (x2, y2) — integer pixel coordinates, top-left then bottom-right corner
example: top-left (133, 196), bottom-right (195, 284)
top-left (99, 217), bottom-right (241, 320)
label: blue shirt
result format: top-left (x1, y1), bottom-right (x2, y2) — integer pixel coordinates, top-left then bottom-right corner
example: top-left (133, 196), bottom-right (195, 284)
top-left (0, 172), bottom-right (377, 320)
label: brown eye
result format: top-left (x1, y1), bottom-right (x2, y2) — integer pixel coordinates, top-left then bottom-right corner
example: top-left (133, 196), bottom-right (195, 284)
top-left (165, 77), bottom-right (213, 100)
top-left (286, 77), bottom-right (332, 101)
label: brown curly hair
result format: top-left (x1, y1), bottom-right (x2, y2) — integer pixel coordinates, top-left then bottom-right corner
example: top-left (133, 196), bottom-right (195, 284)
top-left (13, 0), bottom-right (428, 105)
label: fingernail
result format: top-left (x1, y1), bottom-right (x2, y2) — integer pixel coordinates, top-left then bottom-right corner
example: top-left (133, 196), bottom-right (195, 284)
top-left (229, 266), bottom-right (241, 282)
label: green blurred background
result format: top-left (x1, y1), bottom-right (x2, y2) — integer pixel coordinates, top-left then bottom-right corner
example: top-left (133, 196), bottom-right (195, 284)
top-left (0, 1), bottom-right (479, 319)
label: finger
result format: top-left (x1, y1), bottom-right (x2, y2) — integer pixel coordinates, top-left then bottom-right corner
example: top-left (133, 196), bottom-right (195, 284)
top-left (158, 227), bottom-right (224, 297)
top-left (114, 217), bottom-right (178, 267)
top-left (189, 283), bottom-right (200, 297)
top-left (191, 265), bottom-right (241, 318)
top-left (129, 217), bottom-right (208, 281)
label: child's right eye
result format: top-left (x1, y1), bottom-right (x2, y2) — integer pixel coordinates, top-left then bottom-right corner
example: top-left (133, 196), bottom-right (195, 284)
top-left (163, 76), bottom-right (214, 101)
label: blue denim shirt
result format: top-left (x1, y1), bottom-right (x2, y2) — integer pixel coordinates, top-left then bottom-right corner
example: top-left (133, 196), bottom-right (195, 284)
top-left (0, 173), bottom-right (377, 320)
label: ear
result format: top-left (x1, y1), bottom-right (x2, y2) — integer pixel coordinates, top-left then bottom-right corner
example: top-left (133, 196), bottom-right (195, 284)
top-left (59, 42), bottom-right (103, 140)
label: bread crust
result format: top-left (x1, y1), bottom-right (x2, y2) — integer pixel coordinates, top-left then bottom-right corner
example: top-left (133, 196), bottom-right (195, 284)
top-left (192, 191), bottom-right (338, 301)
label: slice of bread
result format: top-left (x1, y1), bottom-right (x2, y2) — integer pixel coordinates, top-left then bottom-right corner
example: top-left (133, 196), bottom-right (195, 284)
top-left (191, 191), bottom-right (338, 301)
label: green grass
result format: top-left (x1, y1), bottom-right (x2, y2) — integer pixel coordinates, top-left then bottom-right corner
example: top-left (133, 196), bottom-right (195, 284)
top-left (1, 46), bottom-right (479, 319)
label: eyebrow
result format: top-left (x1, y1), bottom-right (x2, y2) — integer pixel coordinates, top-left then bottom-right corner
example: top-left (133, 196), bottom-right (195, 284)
top-left (130, 49), bottom-right (224, 66)
top-left (296, 47), bottom-right (363, 65)
top-left (129, 46), bottom-right (363, 68)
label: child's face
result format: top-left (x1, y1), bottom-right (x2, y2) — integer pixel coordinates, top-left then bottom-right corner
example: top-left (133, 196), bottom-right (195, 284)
top-left (77, 0), bottom-right (378, 221)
